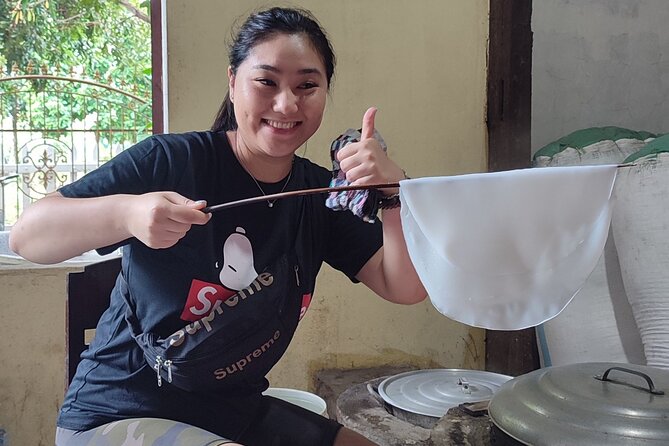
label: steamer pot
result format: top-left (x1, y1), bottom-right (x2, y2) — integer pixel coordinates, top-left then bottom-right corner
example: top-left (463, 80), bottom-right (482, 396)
top-left (488, 362), bottom-right (669, 445)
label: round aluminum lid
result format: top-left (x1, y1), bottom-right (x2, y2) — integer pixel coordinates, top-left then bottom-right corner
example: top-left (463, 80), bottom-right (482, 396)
top-left (377, 368), bottom-right (513, 418)
top-left (488, 362), bottom-right (669, 445)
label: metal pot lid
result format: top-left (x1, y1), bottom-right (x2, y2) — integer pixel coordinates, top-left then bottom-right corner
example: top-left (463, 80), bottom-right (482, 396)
top-left (377, 368), bottom-right (513, 418)
top-left (488, 362), bottom-right (669, 445)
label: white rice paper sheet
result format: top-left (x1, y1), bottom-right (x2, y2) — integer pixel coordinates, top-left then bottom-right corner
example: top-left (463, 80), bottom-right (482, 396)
top-left (400, 165), bottom-right (618, 330)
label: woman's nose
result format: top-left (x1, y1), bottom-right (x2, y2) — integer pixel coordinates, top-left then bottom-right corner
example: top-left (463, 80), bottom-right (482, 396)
top-left (273, 89), bottom-right (299, 114)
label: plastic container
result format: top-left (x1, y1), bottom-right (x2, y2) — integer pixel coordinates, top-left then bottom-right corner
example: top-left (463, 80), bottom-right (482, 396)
top-left (263, 387), bottom-right (328, 417)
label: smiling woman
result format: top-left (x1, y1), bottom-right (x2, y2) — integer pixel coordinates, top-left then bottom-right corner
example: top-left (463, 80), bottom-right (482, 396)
top-left (9, 6), bottom-right (422, 446)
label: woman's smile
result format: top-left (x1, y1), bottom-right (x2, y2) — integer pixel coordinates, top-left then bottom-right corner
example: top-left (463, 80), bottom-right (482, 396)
top-left (263, 119), bottom-right (301, 130)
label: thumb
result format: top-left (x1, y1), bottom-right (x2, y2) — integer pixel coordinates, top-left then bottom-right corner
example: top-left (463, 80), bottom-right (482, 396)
top-left (168, 192), bottom-right (206, 209)
top-left (184, 198), bottom-right (211, 220)
top-left (360, 107), bottom-right (377, 140)
top-left (186, 199), bottom-right (208, 210)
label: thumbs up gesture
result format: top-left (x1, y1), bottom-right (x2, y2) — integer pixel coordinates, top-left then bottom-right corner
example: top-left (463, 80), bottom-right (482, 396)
top-left (336, 107), bottom-right (406, 193)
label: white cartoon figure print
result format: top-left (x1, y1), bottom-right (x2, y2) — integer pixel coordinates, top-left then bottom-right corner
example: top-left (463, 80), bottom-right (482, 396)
top-left (219, 227), bottom-right (258, 291)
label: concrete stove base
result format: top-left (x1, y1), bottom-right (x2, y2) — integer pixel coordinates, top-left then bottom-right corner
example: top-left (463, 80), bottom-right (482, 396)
top-left (314, 368), bottom-right (493, 446)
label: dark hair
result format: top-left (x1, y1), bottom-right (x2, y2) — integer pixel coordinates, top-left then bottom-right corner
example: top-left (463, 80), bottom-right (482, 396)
top-left (211, 7), bottom-right (336, 132)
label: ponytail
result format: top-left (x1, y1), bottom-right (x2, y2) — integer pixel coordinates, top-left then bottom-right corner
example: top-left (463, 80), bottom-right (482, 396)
top-left (211, 92), bottom-right (237, 131)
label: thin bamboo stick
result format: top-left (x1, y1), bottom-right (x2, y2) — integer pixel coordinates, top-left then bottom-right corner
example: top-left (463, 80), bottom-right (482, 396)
top-left (203, 183), bottom-right (400, 213)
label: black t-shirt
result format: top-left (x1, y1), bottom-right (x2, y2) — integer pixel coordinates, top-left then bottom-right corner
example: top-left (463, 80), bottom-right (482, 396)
top-left (56, 131), bottom-right (383, 435)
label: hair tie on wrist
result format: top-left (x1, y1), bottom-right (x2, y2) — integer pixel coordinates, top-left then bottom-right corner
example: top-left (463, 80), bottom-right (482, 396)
top-left (378, 193), bottom-right (401, 210)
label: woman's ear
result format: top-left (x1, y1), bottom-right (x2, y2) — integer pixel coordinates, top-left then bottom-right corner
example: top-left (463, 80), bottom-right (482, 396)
top-left (228, 66), bottom-right (235, 102)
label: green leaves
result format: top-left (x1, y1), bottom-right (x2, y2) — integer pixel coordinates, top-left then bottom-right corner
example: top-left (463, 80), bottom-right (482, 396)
top-left (2, 0), bottom-right (151, 93)
top-left (1, 0), bottom-right (152, 135)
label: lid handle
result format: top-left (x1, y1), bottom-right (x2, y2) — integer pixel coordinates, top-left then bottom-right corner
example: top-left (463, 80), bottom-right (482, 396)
top-left (594, 366), bottom-right (665, 396)
top-left (458, 377), bottom-right (472, 394)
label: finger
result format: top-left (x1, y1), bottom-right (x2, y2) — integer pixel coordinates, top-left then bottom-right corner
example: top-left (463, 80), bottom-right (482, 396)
top-left (347, 173), bottom-right (376, 187)
top-left (344, 163), bottom-right (374, 185)
top-left (162, 191), bottom-right (192, 206)
top-left (169, 204), bottom-right (211, 225)
top-left (162, 192), bottom-right (207, 211)
top-left (173, 211), bottom-right (211, 226)
top-left (336, 142), bottom-right (357, 162)
top-left (187, 199), bottom-right (207, 210)
top-left (161, 192), bottom-right (211, 224)
top-left (187, 199), bottom-right (212, 223)
top-left (339, 156), bottom-right (360, 173)
top-left (360, 107), bottom-right (377, 140)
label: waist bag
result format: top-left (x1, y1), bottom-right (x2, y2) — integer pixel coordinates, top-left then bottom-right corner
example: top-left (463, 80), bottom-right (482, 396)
top-left (120, 253), bottom-right (304, 393)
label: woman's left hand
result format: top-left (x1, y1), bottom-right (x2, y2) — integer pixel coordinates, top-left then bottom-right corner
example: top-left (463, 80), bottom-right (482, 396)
top-left (338, 108), bottom-right (426, 304)
top-left (336, 107), bottom-right (405, 193)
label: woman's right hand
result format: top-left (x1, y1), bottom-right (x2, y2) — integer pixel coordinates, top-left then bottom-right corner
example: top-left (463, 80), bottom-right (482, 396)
top-left (10, 191), bottom-right (211, 264)
top-left (125, 191), bottom-right (211, 249)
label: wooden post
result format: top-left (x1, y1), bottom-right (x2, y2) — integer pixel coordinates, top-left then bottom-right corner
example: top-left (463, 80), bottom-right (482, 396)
top-left (486, 0), bottom-right (539, 376)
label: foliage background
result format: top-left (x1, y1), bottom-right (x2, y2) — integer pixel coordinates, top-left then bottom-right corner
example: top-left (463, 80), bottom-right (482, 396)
top-left (0, 0), bottom-right (152, 133)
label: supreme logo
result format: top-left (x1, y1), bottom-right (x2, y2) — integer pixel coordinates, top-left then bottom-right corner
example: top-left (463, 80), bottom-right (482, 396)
top-left (180, 273), bottom-right (273, 322)
top-left (171, 272), bottom-right (275, 347)
top-left (180, 280), bottom-right (236, 322)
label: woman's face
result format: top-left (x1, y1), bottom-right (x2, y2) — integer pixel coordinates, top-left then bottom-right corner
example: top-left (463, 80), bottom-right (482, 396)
top-left (229, 33), bottom-right (328, 159)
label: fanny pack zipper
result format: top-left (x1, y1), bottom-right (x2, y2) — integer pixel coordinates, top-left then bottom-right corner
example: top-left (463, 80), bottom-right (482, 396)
top-left (153, 356), bottom-right (173, 387)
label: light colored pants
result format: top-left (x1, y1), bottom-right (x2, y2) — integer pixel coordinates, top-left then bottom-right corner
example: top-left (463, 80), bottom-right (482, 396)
top-left (55, 418), bottom-right (233, 446)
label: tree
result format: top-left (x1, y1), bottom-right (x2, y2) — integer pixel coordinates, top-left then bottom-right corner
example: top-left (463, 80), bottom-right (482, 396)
top-left (0, 0), bottom-right (152, 147)
top-left (0, 0), bottom-right (152, 223)
top-left (1, 0), bottom-right (151, 87)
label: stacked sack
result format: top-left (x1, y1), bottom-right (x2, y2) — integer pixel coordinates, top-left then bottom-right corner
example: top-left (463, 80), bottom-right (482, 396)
top-left (611, 135), bottom-right (669, 369)
top-left (533, 126), bottom-right (655, 167)
top-left (533, 127), bottom-right (658, 368)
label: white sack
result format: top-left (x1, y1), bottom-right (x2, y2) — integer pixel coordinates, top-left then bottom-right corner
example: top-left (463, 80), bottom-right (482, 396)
top-left (534, 138), bottom-right (649, 167)
top-left (534, 142), bottom-right (644, 367)
top-left (612, 153), bottom-right (669, 369)
top-left (538, 227), bottom-right (645, 366)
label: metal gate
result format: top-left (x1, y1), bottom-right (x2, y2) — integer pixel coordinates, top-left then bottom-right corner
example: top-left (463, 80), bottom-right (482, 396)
top-left (0, 62), bottom-right (152, 229)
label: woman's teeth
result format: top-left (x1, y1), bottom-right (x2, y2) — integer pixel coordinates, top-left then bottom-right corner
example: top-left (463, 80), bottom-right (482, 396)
top-left (265, 119), bottom-right (298, 129)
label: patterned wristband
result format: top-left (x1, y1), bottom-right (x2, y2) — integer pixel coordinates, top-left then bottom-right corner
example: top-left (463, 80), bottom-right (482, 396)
top-left (378, 192), bottom-right (401, 210)
top-left (378, 170), bottom-right (408, 210)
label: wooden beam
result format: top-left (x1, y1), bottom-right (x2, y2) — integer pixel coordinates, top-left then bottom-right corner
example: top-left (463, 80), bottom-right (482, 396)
top-left (485, 0), bottom-right (539, 376)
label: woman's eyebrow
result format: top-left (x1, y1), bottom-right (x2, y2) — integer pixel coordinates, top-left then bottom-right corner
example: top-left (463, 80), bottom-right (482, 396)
top-left (252, 64), bottom-right (323, 76)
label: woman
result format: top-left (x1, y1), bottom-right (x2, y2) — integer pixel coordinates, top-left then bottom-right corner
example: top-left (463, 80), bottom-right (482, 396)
top-left (10, 6), bottom-right (426, 446)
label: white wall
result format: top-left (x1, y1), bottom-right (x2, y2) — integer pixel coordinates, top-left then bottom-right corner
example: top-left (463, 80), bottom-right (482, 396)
top-left (532, 0), bottom-right (669, 153)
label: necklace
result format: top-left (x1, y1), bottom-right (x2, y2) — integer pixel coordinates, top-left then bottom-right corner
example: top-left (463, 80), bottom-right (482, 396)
top-left (248, 167), bottom-right (292, 208)
top-left (234, 133), bottom-right (293, 208)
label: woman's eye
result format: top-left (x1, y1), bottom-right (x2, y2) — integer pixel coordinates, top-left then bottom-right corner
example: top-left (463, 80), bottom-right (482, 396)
top-left (256, 78), bottom-right (276, 87)
top-left (300, 82), bottom-right (318, 90)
